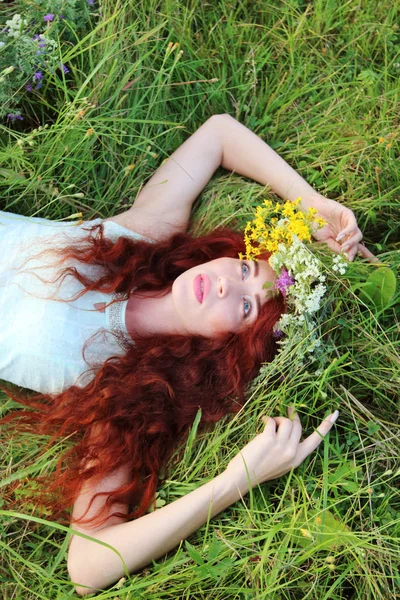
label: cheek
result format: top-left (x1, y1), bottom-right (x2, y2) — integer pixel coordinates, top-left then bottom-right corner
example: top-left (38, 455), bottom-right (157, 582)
top-left (207, 304), bottom-right (242, 334)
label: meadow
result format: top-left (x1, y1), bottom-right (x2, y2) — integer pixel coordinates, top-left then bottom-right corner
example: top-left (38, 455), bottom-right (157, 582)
top-left (0, 0), bottom-right (399, 598)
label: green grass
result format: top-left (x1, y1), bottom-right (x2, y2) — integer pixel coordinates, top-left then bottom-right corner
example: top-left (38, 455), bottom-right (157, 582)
top-left (1, 0), bottom-right (399, 598)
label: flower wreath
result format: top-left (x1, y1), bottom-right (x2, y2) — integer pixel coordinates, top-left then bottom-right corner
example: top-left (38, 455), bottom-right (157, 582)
top-left (241, 198), bottom-right (347, 358)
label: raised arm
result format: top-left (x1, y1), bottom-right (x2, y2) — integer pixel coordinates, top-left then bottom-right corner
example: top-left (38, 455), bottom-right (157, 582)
top-left (68, 409), bottom-right (338, 595)
top-left (109, 114), bottom-right (319, 239)
top-left (108, 115), bottom-right (369, 259)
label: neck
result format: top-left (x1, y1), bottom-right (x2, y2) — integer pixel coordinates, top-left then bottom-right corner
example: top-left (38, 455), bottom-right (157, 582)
top-left (125, 290), bottom-right (184, 338)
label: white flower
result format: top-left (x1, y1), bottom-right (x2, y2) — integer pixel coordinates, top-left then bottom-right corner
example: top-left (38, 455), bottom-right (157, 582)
top-left (6, 14), bottom-right (26, 38)
top-left (269, 236), bottom-right (328, 363)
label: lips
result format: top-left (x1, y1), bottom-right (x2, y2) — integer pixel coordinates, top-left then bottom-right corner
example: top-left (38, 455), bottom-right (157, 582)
top-left (194, 274), bottom-right (211, 304)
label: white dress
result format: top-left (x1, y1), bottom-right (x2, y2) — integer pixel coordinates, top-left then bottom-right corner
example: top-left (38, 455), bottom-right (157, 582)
top-left (0, 211), bottom-right (147, 394)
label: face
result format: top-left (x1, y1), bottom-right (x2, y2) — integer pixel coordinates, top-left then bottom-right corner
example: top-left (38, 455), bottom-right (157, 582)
top-left (171, 257), bottom-right (277, 337)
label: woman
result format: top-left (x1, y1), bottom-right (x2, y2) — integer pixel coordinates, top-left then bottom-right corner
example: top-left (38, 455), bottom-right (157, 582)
top-left (1, 114), bottom-right (371, 595)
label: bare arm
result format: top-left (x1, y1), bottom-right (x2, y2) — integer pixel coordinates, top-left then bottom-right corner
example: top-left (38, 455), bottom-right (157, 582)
top-left (107, 114), bottom-right (369, 259)
top-left (68, 409), bottom-right (338, 595)
top-left (108, 114), bottom-right (319, 240)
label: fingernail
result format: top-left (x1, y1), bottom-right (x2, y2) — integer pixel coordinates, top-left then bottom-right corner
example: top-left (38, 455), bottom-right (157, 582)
top-left (336, 233), bottom-right (345, 242)
top-left (341, 244), bottom-right (349, 252)
top-left (329, 410), bottom-right (339, 424)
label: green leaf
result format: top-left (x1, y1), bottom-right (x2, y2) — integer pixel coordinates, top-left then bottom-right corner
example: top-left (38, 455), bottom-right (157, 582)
top-left (183, 408), bottom-right (202, 466)
top-left (359, 268), bottom-right (397, 310)
top-left (206, 533), bottom-right (224, 561)
top-left (367, 421), bottom-right (381, 436)
top-left (185, 541), bottom-right (204, 566)
top-left (0, 168), bottom-right (26, 181)
top-left (289, 509), bottom-right (358, 550)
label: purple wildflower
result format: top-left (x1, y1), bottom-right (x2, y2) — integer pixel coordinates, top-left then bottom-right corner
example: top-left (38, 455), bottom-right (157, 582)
top-left (33, 34), bottom-right (46, 48)
top-left (43, 14), bottom-right (55, 22)
top-left (273, 329), bottom-right (284, 339)
top-left (87, 0), bottom-right (95, 5)
top-left (33, 71), bottom-right (43, 81)
top-left (275, 267), bottom-right (295, 297)
top-left (26, 83), bottom-right (33, 92)
top-left (7, 113), bottom-right (23, 121)
top-left (59, 63), bottom-right (69, 74)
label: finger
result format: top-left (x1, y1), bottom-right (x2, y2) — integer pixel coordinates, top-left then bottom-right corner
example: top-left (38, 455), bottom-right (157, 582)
top-left (336, 220), bottom-right (358, 242)
top-left (357, 243), bottom-right (378, 262)
top-left (261, 415), bottom-right (277, 437)
top-left (326, 237), bottom-right (356, 262)
top-left (346, 247), bottom-right (358, 262)
top-left (324, 238), bottom-right (343, 255)
top-left (288, 411), bottom-right (302, 444)
top-left (296, 410), bottom-right (339, 463)
top-left (273, 416), bottom-right (293, 440)
top-left (341, 230), bottom-right (363, 253)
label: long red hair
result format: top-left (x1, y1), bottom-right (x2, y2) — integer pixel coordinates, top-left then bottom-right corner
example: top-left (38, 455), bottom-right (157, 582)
top-left (4, 224), bottom-right (284, 524)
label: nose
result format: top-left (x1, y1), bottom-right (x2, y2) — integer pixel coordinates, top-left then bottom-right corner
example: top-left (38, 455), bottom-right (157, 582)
top-left (217, 276), bottom-right (229, 298)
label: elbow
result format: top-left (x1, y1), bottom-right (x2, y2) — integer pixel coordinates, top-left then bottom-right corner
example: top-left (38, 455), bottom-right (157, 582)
top-left (208, 113), bottom-right (234, 125)
top-left (206, 114), bottom-right (234, 165)
top-left (68, 551), bottom-right (100, 597)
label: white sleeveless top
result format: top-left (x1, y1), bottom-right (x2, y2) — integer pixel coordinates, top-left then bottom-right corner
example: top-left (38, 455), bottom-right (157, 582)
top-left (0, 211), bottom-right (147, 394)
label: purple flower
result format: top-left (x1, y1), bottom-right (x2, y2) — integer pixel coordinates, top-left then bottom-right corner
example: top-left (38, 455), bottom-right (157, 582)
top-left (33, 34), bottom-right (46, 48)
top-left (7, 113), bottom-right (23, 121)
top-left (59, 63), bottom-right (69, 74)
top-left (33, 71), bottom-right (43, 81)
top-left (273, 329), bottom-right (284, 339)
top-left (26, 83), bottom-right (33, 92)
top-left (275, 267), bottom-right (295, 297)
top-left (87, 0), bottom-right (95, 5)
top-left (43, 14), bottom-right (55, 22)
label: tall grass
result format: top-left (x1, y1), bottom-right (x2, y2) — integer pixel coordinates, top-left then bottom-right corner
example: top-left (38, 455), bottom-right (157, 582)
top-left (1, 0), bottom-right (399, 598)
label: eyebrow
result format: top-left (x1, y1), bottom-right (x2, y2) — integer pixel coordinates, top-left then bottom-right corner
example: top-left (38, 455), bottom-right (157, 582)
top-left (252, 261), bottom-right (261, 316)
top-left (253, 260), bottom-right (259, 279)
top-left (255, 293), bottom-right (261, 317)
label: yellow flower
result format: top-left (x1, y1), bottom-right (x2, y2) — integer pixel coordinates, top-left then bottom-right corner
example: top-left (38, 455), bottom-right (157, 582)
top-left (300, 528), bottom-right (313, 539)
top-left (243, 196), bottom-right (323, 260)
top-left (282, 202), bottom-right (295, 218)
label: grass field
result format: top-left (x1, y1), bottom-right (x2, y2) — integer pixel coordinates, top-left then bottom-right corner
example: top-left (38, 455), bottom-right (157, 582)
top-left (0, 1), bottom-right (399, 598)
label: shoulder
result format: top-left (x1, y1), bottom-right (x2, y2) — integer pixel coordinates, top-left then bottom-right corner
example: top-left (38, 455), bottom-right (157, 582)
top-left (102, 215), bottom-right (154, 243)
top-left (85, 217), bottom-right (155, 244)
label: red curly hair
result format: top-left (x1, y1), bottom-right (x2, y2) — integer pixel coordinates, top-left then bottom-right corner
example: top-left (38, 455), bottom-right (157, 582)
top-left (4, 224), bottom-right (284, 525)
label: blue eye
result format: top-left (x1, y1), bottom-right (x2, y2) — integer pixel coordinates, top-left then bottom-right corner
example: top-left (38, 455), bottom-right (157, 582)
top-left (243, 298), bottom-right (252, 318)
top-left (241, 263), bottom-right (250, 279)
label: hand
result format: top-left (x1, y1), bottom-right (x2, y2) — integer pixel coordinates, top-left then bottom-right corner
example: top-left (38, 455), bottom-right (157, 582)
top-left (305, 195), bottom-right (375, 262)
top-left (224, 408), bottom-right (339, 495)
